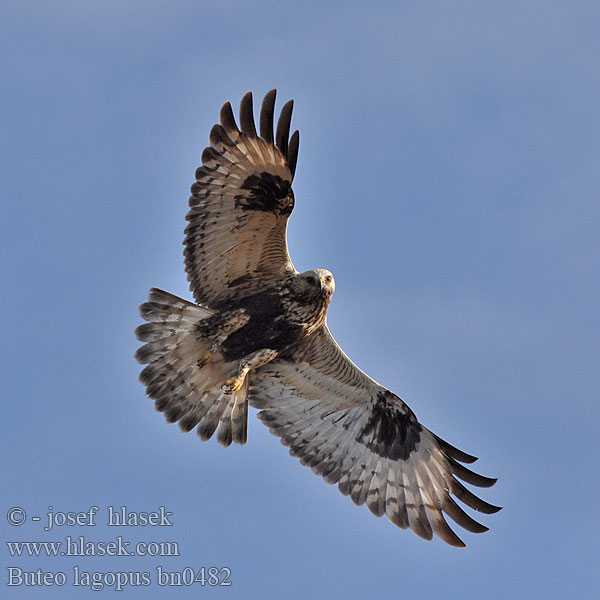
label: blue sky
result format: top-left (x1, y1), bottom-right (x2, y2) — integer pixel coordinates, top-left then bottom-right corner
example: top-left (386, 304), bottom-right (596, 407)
top-left (2, 1), bottom-right (598, 598)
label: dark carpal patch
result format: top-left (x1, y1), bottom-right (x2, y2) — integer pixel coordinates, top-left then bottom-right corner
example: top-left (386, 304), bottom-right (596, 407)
top-left (235, 172), bottom-right (294, 216)
top-left (358, 390), bottom-right (422, 460)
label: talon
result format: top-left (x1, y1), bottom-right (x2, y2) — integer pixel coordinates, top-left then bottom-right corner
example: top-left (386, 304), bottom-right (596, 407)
top-left (197, 352), bottom-right (213, 368)
top-left (222, 377), bottom-right (243, 395)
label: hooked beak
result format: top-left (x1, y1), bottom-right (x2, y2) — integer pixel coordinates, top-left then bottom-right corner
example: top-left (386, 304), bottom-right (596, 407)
top-left (317, 277), bottom-right (324, 290)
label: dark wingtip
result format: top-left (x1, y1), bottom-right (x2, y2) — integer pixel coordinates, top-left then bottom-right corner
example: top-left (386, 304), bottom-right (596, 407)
top-left (276, 98), bottom-right (294, 158)
top-left (433, 433), bottom-right (479, 464)
top-left (239, 91), bottom-right (257, 137)
top-left (444, 498), bottom-right (489, 534)
top-left (219, 101), bottom-right (238, 135)
top-left (287, 130), bottom-right (299, 179)
top-left (239, 90), bottom-right (299, 177)
top-left (450, 479), bottom-right (502, 514)
top-left (450, 458), bottom-right (499, 488)
top-left (444, 531), bottom-right (467, 548)
top-left (433, 516), bottom-right (468, 547)
top-left (209, 123), bottom-right (232, 149)
top-left (260, 89), bottom-right (277, 143)
top-left (201, 145), bottom-right (221, 165)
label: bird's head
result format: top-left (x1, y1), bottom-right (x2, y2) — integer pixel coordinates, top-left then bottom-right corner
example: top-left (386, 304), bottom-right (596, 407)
top-left (299, 269), bottom-right (335, 297)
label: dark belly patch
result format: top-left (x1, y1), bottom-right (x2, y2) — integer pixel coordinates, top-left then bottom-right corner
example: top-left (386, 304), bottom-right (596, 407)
top-left (221, 315), bottom-right (303, 362)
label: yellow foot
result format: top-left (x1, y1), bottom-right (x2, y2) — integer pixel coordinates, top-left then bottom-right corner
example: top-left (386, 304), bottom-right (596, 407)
top-left (197, 352), bottom-right (213, 368)
top-left (222, 377), bottom-right (243, 395)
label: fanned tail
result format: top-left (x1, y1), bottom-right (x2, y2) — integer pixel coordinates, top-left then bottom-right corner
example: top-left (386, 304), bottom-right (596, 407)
top-left (134, 288), bottom-right (248, 446)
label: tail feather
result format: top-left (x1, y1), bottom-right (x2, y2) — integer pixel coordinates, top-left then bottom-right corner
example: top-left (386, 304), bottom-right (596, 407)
top-left (197, 391), bottom-right (229, 441)
top-left (217, 396), bottom-right (236, 446)
top-left (216, 377), bottom-right (250, 446)
top-left (135, 288), bottom-right (248, 445)
top-left (134, 335), bottom-right (184, 364)
top-left (139, 288), bottom-right (211, 325)
top-left (178, 392), bottom-right (210, 433)
top-left (231, 378), bottom-right (249, 445)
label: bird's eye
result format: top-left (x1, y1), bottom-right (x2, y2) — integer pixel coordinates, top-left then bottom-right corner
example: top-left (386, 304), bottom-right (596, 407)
top-left (325, 275), bottom-right (332, 283)
top-left (306, 276), bottom-right (316, 285)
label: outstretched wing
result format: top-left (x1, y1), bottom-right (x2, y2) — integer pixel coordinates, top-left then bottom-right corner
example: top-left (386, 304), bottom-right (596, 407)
top-left (184, 89), bottom-right (299, 308)
top-left (249, 326), bottom-right (501, 547)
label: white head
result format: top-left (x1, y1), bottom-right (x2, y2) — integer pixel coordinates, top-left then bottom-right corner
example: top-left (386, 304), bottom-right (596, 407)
top-left (299, 268), bottom-right (335, 296)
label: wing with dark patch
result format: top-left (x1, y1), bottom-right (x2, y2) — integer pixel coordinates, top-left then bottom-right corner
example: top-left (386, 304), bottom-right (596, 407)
top-left (249, 326), bottom-right (501, 547)
top-left (184, 89), bottom-right (300, 308)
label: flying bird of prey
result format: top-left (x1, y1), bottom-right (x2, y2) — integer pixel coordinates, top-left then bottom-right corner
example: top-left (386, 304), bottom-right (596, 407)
top-left (135, 89), bottom-right (500, 547)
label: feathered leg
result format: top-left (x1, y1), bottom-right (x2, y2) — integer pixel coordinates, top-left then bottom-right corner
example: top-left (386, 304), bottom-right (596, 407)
top-left (222, 348), bottom-right (278, 394)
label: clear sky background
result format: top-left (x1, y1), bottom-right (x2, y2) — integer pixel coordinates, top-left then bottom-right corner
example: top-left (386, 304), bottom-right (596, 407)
top-left (2, 1), bottom-right (599, 598)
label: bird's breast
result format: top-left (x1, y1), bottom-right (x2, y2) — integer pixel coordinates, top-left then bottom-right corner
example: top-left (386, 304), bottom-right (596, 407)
top-left (220, 298), bottom-right (305, 362)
